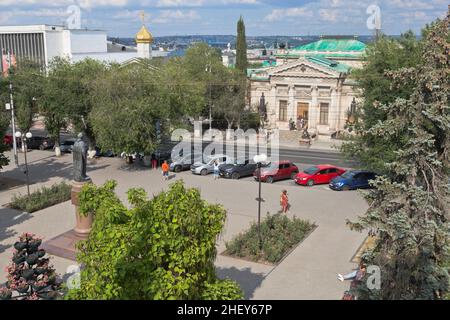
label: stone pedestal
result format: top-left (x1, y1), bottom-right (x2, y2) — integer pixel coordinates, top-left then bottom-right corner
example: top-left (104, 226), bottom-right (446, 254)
top-left (42, 179), bottom-right (93, 261)
top-left (72, 179), bottom-right (93, 235)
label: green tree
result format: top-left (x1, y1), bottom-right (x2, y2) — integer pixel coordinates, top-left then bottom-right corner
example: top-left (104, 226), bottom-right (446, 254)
top-left (236, 16), bottom-right (248, 74)
top-left (8, 60), bottom-right (43, 135)
top-left (68, 181), bottom-right (243, 300)
top-left (66, 59), bottom-right (109, 150)
top-left (341, 31), bottom-right (424, 173)
top-left (40, 58), bottom-right (72, 156)
top-left (348, 13), bottom-right (450, 300)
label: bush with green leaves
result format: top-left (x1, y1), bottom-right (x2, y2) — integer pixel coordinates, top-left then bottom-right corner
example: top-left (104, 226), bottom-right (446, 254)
top-left (225, 213), bottom-right (315, 264)
top-left (10, 182), bottom-right (72, 213)
top-left (68, 180), bottom-right (243, 300)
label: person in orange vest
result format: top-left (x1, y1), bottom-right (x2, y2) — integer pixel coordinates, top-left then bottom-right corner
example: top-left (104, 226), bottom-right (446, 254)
top-left (162, 160), bottom-right (170, 181)
top-left (280, 190), bottom-right (289, 213)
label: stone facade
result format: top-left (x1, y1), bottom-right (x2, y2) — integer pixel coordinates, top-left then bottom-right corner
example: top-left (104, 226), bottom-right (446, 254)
top-left (249, 57), bottom-right (360, 138)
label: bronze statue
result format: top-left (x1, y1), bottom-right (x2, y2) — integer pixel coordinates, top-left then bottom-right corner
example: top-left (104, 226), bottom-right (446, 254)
top-left (73, 133), bottom-right (90, 182)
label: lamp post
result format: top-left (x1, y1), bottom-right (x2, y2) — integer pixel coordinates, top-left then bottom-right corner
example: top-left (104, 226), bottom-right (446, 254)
top-left (15, 131), bottom-right (32, 197)
top-left (254, 154), bottom-right (267, 251)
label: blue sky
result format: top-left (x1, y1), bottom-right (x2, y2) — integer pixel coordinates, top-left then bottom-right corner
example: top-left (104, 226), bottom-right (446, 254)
top-left (0, 0), bottom-right (447, 37)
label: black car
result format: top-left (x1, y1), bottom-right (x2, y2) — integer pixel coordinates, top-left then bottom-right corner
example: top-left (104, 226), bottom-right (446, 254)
top-left (219, 160), bottom-right (257, 179)
top-left (59, 140), bottom-right (76, 153)
top-left (25, 136), bottom-right (55, 150)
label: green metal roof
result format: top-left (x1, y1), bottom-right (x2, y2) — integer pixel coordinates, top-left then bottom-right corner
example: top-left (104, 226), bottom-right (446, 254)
top-left (294, 39), bottom-right (366, 52)
top-left (305, 56), bottom-right (351, 73)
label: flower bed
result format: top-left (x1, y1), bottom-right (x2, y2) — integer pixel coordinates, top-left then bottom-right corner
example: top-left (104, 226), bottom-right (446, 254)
top-left (224, 213), bottom-right (316, 265)
top-left (9, 182), bottom-right (72, 213)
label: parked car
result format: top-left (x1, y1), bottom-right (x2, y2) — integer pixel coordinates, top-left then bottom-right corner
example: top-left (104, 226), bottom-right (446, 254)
top-left (170, 153), bottom-right (203, 172)
top-left (294, 164), bottom-right (346, 186)
top-left (329, 170), bottom-right (377, 191)
top-left (59, 140), bottom-right (76, 153)
top-left (95, 147), bottom-right (115, 158)
top-left (191, 154), bottom-right (234, 176)
top-left (253, 161), bottom-right (299, 183)
top-left (3, 134), bottom-right (13, 147)
top-left (219, 160), bottom-right (257, 180)
top-left (25, 136), bottom-right (54, 150)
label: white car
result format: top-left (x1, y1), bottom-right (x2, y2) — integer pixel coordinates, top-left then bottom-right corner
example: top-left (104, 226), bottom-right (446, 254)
top-left (191, 155), bottom-right (234, 176)
top-left (170, 153), bottom-right (203, 172)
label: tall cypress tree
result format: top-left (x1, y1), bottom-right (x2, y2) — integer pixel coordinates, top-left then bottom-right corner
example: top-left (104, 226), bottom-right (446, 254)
top-left (349, 11), bottom-right (450, 300)
top-left (236, 16), bottom-right (248, 74)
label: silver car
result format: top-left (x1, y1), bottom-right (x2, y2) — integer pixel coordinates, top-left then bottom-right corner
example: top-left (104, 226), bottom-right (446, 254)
top-left (170, 153), bottom-right (203, 173)
top-left (191, 154), bottom-right (234, 176)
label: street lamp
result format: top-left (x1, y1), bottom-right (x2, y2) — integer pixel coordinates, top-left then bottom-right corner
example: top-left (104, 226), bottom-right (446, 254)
top-left (15, 131), bottom-right (32, 197)
top-left (254, 153), bottom-right (267, 251)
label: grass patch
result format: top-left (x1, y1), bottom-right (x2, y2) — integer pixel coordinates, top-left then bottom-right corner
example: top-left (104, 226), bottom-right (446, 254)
top-left (10, 182), bottom-right (72, 213)
top-left (224, 213), bottom-right (316, 265)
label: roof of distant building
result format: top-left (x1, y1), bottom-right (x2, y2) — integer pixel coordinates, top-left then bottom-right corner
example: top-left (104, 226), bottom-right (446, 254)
top-left (293, 39), bottom-right (366, 52)
top-left (305, 56), bottom-right (351, 73)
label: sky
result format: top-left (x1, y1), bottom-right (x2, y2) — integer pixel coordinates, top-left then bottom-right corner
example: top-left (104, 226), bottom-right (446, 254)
top-left (0, 0), bottom-right (447, 37)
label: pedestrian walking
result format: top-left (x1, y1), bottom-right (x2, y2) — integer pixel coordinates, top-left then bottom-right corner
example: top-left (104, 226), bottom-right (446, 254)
top-left (151, 153), bottom-right (158, 170)
top-left (162, 160), bottom-right (170, 181)
top-left (213, 160), bottom-right (220, 180)
top-left (280, 190), bottom-right (289, 213)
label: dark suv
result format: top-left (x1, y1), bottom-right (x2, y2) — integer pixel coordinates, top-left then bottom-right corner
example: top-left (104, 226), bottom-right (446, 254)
top-left (219, 160), bottom-right (257, 180)
top-left (25, 136), bottom-right (55, 150)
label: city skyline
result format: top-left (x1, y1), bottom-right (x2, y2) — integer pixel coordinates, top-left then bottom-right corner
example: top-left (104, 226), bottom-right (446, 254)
top-left (0, 1), bottom-right (448, 37)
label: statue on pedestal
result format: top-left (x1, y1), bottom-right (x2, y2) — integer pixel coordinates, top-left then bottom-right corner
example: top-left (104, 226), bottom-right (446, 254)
top-left (73, 133), bottom-right (90, 182)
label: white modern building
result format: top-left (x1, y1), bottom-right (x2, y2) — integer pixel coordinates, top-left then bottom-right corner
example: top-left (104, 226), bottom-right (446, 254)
top-left (0, 24), bottom-right (164, 70)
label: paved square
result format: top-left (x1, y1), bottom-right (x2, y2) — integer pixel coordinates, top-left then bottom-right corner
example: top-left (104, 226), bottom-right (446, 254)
top-left (0, 150), bottom-right (368, 299)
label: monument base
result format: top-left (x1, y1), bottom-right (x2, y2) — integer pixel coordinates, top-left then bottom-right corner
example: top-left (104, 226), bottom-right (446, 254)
top-left (41, 230), bottom-right (87, 261)
top-left (42, 179), bottom-right (93, 261)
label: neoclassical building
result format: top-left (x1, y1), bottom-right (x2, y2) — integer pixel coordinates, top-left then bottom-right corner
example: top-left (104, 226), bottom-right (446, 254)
top-left (249, 37), bottom-right (366, 139)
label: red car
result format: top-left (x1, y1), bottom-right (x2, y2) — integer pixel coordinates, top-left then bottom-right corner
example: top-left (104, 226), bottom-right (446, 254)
top-left (294, 164), bottom-right (346, 186)
top-left (253, 160), bottom-right (299, 183)
top-left (3, 135), bottom-right (13, 147)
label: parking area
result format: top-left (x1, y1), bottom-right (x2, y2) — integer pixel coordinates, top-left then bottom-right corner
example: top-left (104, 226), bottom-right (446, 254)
top-left (0, 150), bottom-right (368, 299)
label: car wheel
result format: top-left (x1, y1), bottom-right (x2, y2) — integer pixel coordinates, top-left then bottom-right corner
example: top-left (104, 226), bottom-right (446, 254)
top-left (232, 172), bottom-right (240, 180)
top-left (342, 185), bottom-right (350, 191)
top-left (174, 166), bottom-right (182, 173)
top-left (201, 169), bottom-right (208, 176)
top-left (290, 172), bottom-right (298, 179)
top-left (307, 179), bottom-right (314, 187)
top-left (267, 176), bottom-right (274, 184)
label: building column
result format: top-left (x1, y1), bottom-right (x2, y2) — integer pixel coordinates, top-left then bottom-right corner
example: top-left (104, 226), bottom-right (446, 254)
top-left (288, 85), bottom-right (295, 122)
top-left (269, 85), bottom-right (277, 128)
top-left (329, 88), bottom-right (338, 131)
top-left (336, 87), bottom-right (343, 131)
top-left (309, 85), bottom-right (318, 131)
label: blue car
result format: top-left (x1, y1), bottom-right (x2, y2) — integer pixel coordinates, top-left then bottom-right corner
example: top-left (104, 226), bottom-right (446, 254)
top-left (329, 170), bottom-right (377, 191)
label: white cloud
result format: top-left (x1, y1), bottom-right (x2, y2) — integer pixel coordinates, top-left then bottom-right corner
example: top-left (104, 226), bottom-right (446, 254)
top-left (155, 0), bottom-right (204, 7)
top-left (265, 7), bottom-right (313, 22)
top-left (152, 9), bottom-right (200, 23)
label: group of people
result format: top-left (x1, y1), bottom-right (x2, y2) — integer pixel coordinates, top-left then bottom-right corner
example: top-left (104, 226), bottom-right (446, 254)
top-left (289, 116), bottom-right (306, 131)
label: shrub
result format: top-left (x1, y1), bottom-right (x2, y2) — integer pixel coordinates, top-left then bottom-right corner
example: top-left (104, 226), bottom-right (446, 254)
top-left (68, 180), bottom-right (243, 300)
top-left (225, 213), bottom-right (315, 264)
top-left (0, 233), bottom-right (63, 300)
top-left (10, 182), bottom-right (72, 213)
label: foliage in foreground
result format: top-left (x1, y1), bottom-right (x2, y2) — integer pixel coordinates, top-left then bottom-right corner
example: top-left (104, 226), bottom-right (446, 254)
top-left (10, 182), bottom-right (72, 213)
top-left (348, 13), bottom-right (450, 300)
top-left (225, 213), bottom-right (315, 264)
top-left (68, 180), bottom-right (243, 300)
top-left (0, 233), bottom-right (62, 300)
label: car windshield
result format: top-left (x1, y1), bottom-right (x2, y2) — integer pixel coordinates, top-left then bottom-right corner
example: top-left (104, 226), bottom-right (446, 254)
top-left (63, 141), bottom-right (75, 145)
top-left (264, 162), bottom-right (278, 169)
top-left (303, 166), bottom-right (319, 175)
top-left (341, 171), bottom-right (355, 179)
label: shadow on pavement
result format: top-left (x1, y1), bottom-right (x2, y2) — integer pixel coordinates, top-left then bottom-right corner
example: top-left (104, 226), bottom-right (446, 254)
top-left (216, 266), bottom-right (266, 299)
top-left (1, 157), bottom-right (110, 186)
top-left (0, 207), bottom-right (32, 254)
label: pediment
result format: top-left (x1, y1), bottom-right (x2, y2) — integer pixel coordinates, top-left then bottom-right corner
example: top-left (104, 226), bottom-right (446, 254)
top-left (269, 58), bottom-right (339, 78)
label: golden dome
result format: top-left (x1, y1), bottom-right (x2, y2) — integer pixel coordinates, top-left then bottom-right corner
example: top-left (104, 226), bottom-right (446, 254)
top-left (136, 25), bottom-right (153, 44)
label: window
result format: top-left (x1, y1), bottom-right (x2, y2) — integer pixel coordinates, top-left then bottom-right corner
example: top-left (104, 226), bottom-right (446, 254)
top-left (279, 101), bottom-right (288, 122)
top-left (319, 103), bottom-right (329, 125)
top-left (327, 168), bottom-right (338, 174)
